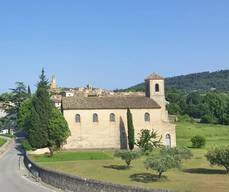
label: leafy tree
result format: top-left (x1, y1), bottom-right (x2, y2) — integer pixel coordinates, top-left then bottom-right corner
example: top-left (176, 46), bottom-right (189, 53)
top-left (145, 154), bottom-right (180, 178)
top-left (206, 146), bottom-right (229, 174)
top-left (47, 107), bottom-right (70, 155)
top-left (127, 108), bottom-right (134, 150)
top-left (135, 129), bottom-right (162, 153)
top-left (191, 135), bottom-right (206, 148)
top-left (114, 150), bottom-right (141, 168)
top-left (0, 83), bottom-right (29, 133)
top-left (202, 92), bottom-right (227, 124)
top-left (17, 98), bottom-right (32, 131)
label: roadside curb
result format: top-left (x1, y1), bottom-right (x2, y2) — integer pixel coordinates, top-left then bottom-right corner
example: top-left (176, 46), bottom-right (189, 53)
top-left (0, 137), bottom-right (14, 158)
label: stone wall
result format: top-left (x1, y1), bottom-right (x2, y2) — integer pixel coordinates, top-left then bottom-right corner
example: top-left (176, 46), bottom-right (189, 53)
top-left (24, 154), bottom-right (171, 192)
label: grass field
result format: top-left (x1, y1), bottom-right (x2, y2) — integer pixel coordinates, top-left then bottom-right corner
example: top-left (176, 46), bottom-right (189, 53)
top-left (30, 122), bottom-right (229, 192)
top-left (0, 138), bottom-right (6, 147)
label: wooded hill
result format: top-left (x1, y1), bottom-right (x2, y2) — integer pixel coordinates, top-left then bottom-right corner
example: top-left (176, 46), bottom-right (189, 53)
top-left (124, 70), bottom-right (229, 93)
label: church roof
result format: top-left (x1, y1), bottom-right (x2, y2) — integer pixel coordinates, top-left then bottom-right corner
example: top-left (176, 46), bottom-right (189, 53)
top-left (62, 96), bottom-right (161, 110)
top-left (145, 73), bottom-right (164, 80)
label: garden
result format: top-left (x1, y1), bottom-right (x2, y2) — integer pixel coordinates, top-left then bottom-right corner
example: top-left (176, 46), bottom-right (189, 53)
top-left (29, 121), bottom-right (229, 192)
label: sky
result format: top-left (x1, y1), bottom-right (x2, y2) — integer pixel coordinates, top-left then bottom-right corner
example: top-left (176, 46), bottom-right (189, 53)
top-left (0, 0), bottom-right (229, 93)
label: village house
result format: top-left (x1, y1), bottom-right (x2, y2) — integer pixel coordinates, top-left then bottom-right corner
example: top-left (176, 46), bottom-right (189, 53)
top-left (61, 73), bottom-right (176, 149)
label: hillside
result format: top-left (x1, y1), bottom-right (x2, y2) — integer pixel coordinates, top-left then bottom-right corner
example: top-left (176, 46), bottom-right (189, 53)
top-left (124, 70), bottom-right (229, 92)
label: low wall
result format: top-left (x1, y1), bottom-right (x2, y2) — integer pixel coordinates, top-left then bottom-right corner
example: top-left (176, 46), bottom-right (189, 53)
top-left (24, 154), bottom-right (171, 192)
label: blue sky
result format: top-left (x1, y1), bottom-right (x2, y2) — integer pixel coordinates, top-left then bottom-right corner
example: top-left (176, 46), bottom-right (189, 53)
top-left (0, 0), bottom-right (229, 93)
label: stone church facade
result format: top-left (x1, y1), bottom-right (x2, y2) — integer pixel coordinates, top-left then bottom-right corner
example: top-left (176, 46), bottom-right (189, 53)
top-left (62, 74), bottom-right (176, 149)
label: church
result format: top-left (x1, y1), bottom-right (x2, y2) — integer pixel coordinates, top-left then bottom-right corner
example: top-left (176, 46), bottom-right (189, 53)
top-left (62, 74), bottom-right (176, 149)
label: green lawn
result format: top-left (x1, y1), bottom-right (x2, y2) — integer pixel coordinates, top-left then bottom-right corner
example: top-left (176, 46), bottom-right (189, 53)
top-left (30, 122), bottom-right (229, 192)
top-left (29, 151), bottom-right (113, 162)
top-left (0, 138), bottom-right (6, 147)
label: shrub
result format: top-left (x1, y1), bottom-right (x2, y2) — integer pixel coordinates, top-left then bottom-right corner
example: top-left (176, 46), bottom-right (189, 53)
top-left (200, 114), bottom-right (218, 124)
top-left (135, 129), bottom-right (162, 153)
top-left (114, 150), bottom-right (141, 168)
top-left (21, 139), bottom-right (33, 151)
top-left (144, 154), bottom-right (180, 178)
top-left (177, 115), bottom-right (195, 123)
top-left (160, 147), bottom-right (193, 161)
top-left (206, 146), bottom-right (229, 174)
top-left (191, 135), bottom-right (206, 148)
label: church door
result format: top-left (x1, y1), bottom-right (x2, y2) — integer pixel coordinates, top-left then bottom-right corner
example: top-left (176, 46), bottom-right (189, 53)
top-left (165, 134), bottom-right (171, 148)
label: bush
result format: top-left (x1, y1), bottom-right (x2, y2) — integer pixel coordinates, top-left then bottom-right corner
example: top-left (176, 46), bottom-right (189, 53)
top-left (200, 114), bottom-right (218, 124)
top-left (177, 115), bottom-right (195, 123)
top-left (206, 146), bottom-right (229, 174)
top-left (160, 147), bottom-right (193, 161)
top-left (21, 139), bottom-right (33, 151)
top-left (135, 129), bottom-right (162, 153)
top-left (144, 154), bottom-right (180, 178)
top-left (191, 135), bottom-right (206, 148)
top-left (114, 150), bottom-right (141, 168)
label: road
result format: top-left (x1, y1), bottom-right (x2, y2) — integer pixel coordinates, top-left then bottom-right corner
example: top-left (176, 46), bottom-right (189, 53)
top-left (0, 139), bottom-right (56, 192)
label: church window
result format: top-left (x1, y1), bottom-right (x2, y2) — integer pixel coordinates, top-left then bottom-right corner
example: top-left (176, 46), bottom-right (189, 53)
top-left (155, 83), bottom-right (160, 92)
top-left (144, 113), bottom-right (150, 122)
top-left (93, 113), bottom-right (98, 122)
top-left (75, 114), bottom-right (81, 123)
top-left (110, 113), bottom-right (116, 122)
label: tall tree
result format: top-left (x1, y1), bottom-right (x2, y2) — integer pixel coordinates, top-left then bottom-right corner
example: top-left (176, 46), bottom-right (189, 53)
top-left (27, 85), bottom-right (31, 97)
top-left (25, 69), bottom-right (70, 156)
top-left (127, 108), bottom-right (135, 150)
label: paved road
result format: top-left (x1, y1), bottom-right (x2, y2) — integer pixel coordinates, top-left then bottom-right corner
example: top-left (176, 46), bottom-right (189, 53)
top-left (0, 140), bottom-right (55, 192)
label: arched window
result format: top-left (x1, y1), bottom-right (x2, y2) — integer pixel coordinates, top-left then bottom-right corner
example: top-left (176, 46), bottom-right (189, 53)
top-left (165, 134), bottom-right (171, 148)
top-left (144, 113), bottom-right (150, 122)
top-left (75, 114), bottom-right (81, 123)
top-left (110, 113), bottom-right (116, 122)
top-left (93, 113), bottom-right (98, 122)
top-left (155, 83), bottom-right (160, 92)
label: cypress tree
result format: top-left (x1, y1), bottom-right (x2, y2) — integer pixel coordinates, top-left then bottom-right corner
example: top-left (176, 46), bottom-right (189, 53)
top-left (127, 108), bottom-right (135, 150)
top-left (28, 85), bottom-right (31, 97)
top-left (28, 69), bottom-right (51, 148)
top-left (26, 69), bottom-right (70, 156)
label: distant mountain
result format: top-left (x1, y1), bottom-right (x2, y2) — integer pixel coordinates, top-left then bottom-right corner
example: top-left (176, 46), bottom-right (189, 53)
top-left (124, 70), bottom-right (229, 93)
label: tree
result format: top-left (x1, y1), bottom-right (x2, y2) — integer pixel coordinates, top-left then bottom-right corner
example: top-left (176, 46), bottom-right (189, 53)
top-left (206, 146), bottom-right (229, 174)
top-left (135, 129), bottom-right (162, 153)
top-left (114, 150), bottom-right (141, 168)
top-left (47, 107), bottom-right (70, 155)
top-left (144, 154), bottom-right (180, 178)
top-left (202, 92), bottom-right (227, 124)
top-left (17, 98), bottom-right (32, 131)
top-left (0, 83), bottom-right (29, 133)
top-left (24, 69), bottom-right (70, 156)
top-left (28, 85), bottom-right (32, 97)
top-left (127, 108), bottom-right (134, 150)
top-left (8, 82), bottom-right (28, 116)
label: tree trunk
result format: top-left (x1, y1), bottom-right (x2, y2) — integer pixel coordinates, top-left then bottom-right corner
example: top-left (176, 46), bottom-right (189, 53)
top-left (48, 147), bottom-right (54, 157)
top-left (158, 172), bottom-right (162, 178)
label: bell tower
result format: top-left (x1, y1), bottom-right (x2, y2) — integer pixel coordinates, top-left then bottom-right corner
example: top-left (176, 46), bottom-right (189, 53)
top-left (145, 73), bottom-right (165, 106)
top-left (145, 73), bottom-right (169, 121)
top-left (50, 75), bottom-right (58, 90)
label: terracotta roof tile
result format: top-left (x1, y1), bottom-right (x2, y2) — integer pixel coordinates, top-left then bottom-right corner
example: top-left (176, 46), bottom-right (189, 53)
top-left (62, 96), bottom-right (161, 110)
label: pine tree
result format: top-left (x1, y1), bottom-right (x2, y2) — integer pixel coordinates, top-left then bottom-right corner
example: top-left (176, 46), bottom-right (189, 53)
top-left (127, 108), bottom-right (135, 150)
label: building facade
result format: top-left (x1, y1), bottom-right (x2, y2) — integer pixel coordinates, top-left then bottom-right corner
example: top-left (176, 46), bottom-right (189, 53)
top-left (62, 74), bottom-right (176, 149)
